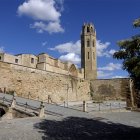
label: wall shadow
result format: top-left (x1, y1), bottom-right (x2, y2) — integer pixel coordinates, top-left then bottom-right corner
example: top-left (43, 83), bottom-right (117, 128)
top-left (0, 108), bottom-right (6, 117)
top-left (34, 116), bottom-right (140, 140)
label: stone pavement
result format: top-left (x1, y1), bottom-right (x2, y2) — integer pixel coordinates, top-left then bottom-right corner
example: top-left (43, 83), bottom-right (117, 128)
top-left (0, 93), bottom-right (140, 140)
top-left (0, 112), bottom-right (140, 140)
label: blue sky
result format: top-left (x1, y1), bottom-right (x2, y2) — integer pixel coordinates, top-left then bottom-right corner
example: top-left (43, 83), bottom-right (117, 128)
top-left (0, 0), bottom-right (140, 79)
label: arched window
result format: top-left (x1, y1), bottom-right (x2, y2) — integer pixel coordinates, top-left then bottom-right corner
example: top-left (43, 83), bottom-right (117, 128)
top-left (91, 27), bottom-right (93, 32)
top-left (87, 26), bottom-right (90, 32)
top-left (87, 40), bottom-right (90, 47)
top-left (15, 59), bottom-right (18, 63)
top-left (31, 58), bottom-right (34, 63)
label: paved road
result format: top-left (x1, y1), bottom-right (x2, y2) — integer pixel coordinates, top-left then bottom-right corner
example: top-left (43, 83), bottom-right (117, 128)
top-left (0, 93), bottom-right (140, 140)
top-left (0, 112), bottom-right (140, 140)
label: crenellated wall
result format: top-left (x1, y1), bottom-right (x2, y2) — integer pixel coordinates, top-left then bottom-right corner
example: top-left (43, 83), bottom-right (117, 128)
top-left (0, 53), bottom-right (84, 79)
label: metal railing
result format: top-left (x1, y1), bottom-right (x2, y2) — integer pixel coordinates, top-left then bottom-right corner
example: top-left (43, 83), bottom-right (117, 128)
top-left (61, 100), bottom-right (127, 112)
top-left (0, 93), bottom-right (41, 115)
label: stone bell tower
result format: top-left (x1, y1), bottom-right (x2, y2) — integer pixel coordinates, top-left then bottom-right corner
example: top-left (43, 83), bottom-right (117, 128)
top-left (81, 23), bottom-right (97, 79)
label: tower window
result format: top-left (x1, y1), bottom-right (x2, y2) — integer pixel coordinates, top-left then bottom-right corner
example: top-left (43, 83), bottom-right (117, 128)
top-left (0, 56), bottom-right (1, 60)
top-left (87, 27), bottom-right (90, 32)
top-left (31, 58), bottom-right (34, 63)
top-left (87, 40), bottom-right (90, 47)
top-left (15, 59), bottom-right (18, 63)
top-left (91, 27), bottom-right (93, 32)
top-left (88, 52), bottom-right (89, 59)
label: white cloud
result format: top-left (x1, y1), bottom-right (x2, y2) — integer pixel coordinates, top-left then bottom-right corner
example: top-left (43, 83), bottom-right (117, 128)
top-left (97, 70), bottom-right (113, 78)
top-left (18, 0), bottom-right (61, 21)
top-left (96, 40), bottom-right (110, 57)
top-left (55, 0), bottom-right (64, 12)
top-left (112, 76), bottom-right (125, 78)
top-left (51, 40), bottom-right (116, 57)
top-left (30, 21), bottom-right (64, 33)
top-left (0, 46), bottom-right (5, 53)
top-left (17, 0), bottom-right (64, 33)
top-left (96, 40), bottom-right (116, 57)
top-left (59, 53), bottom-right (81, 65)
top-left (108, 49), bottom-right (116, 55)
top-left (50, 40), bottom-right (81, 65)
top-left (98, 63), bottom-right (122, 71)
top-left (50, 39), bottom-right (117, 66)
top-left (50, 40), bottom-right (81, 54)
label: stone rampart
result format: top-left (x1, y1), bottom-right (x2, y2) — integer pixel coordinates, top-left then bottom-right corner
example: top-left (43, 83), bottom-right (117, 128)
top-left (0, 61), bottom-right (130, 103)
top-left (90, 78), bottom-right (130, 101)
top-left (0, 53), bottom-right (84, 79)
top-left (0, 61), bottom-right (90, 103)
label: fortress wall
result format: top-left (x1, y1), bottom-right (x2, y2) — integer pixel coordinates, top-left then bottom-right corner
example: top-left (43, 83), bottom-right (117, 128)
top-left (48, 56), bottom-right (55, 66)
top-left (37, 63), bottom-right (46, 70)
top-left (20, 54), bottom-right (38, 68)
top-left (59, 61), bottom-right (65, 70)
top-left (90, 78), bottom-right (130, 100)
top-left (0, 61), bottom-right (130, 103)
top-left (45, 63), bottom-right (68, 75)
top-left (2, 53), bottom-right (21, 64)
top-left (38, 54), bottom-right (47, 63)
top-left (0, 61), bottom-right (90, 103)
top-left (77, 72), bottom-right (84, 79)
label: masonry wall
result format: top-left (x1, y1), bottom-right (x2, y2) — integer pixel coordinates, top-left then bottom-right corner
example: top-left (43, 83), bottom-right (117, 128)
top-left (0, 61), bottom-right (90, 103)
top-left (90, 78), bottom-right (130, 101)
top-left (0, 61), bottom-right (130, 103)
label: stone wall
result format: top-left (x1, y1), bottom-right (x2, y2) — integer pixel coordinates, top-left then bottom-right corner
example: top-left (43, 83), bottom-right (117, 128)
top-left (0, 61), bottom-right (131, 103)
top-left (90, 78), bottom-right (130, 101)
top-left (0, 61), bottom-right (90, 103)
top-left (0, 53), bottom-right (21, 64)
top-left (0, 53), bottom-right (84, 79)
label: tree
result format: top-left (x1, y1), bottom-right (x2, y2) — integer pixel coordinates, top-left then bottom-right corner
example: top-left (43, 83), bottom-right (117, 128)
top-left (113, 18), bottom-right (140, 108)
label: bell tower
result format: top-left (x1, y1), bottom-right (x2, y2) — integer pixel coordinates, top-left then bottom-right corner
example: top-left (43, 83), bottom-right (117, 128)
top-left (81, 23), bottom-right (97, 79)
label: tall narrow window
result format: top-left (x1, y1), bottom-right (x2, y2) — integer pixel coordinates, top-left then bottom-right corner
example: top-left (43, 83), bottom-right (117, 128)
top-left (87, 40), bottom-right (90, 47)
top-left (31, 58), bottom-right (34, 63)
top-left (88, 52), bottom-right (89, 59)
top-left (15, 59), bottom-right (18, 63)
top-left (91, 27), bottom-right (93, 32)
top-left (87, 27), bottom-right (90, 32)
top-left (0, 56), bottom-right (1, 60)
